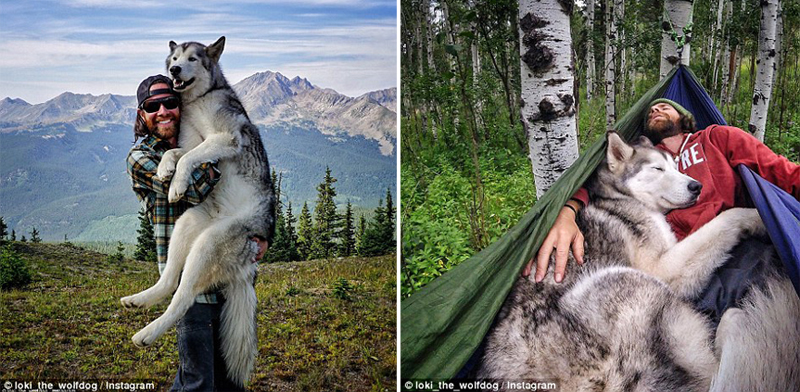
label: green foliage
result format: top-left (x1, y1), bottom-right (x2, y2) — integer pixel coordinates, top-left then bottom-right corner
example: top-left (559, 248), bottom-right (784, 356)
top-left (310, 167), bottom-right (340, 259)
top-left (133, 208), bottom-right (156, 263)
top-left (338, 202), bottom-right (356, 257)
top-left (0, 245), bottom-right (31, 290)
top-left (107, 241), bottom-right (125, 263)
top-left (29, 227), bottom-right (41, 243)
top-left (332, 277), bottom-right (355, 301)
top-left (358, 192), bottom-right (396, 258)
top-left (0, 217), bottom-right (7, 241)
top-left (296, 202), bottom-right (313, 260)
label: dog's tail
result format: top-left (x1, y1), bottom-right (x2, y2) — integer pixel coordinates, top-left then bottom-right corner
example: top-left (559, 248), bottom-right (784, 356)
top-left (220, 267), bottom-right (258, 387)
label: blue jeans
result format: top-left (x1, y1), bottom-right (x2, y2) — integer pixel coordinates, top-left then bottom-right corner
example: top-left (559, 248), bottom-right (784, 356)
top-left (170, 299), bottom-right (245, 392)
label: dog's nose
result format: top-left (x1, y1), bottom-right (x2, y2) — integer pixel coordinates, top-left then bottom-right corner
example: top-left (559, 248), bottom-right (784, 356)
top-left (170, 66), bottom-right (181, 76)
top-left (688, 181), bottom-right (703, 195)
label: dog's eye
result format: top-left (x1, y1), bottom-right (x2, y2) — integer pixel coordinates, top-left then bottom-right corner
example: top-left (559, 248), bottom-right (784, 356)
top-left (188, 57), bottom-right (197, 62)
top-left (653, 167), bottom-right (665, 172)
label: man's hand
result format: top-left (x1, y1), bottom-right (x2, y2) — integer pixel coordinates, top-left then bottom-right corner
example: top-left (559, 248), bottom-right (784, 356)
top-left (522, 203), bottom-right (585, 283)
top-left (251, 236), bottom-right (269, 262)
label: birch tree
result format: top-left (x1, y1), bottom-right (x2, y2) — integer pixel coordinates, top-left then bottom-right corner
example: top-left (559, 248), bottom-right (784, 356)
top-left (749, 0), bottom-right (780, 141)
top-left (518, 0), bottom-right (579, 198)
top-left (660, 0), bottom-right (693, 78)
top-left (586, 0), bottom-right (596, 100)
top-left (604, 0), bottom-right (618, 129)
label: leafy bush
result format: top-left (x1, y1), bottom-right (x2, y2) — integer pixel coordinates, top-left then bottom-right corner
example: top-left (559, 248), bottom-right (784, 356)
top-left (0, 245), bottom-right (32, 290)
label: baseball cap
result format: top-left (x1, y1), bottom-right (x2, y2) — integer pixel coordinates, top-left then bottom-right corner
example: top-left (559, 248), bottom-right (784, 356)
top-left (136, 75), bottom-right (177, 108)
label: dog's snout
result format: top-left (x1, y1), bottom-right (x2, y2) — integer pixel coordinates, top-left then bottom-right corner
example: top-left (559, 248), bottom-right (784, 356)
top-left (170, 66), bottom-right (181, 76)
top-left (688, 181), bottom-right (702, 195)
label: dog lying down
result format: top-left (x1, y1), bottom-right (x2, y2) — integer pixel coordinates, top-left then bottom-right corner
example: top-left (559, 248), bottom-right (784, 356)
top-left (478, 132), bottom-right (800, 391)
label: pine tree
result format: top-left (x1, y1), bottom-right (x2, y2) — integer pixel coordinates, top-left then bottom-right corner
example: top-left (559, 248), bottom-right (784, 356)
top-left (10, 230), bottom-right (16, 242)
top-left (356, 215), bottom-right (367, 256)
top-left (310, 167), bottom-right (339, 259)
top-left (359, 198), bottom-right (389, 257)
top-left (296, 202), bottom-right (313, 260)
top-left (383, 187), bottom-right (396, 254)
top-left (0, 217), bottom-right (7, 241)
top-left (30, 228), bottom-right (41, 243)
top-left (266, 208), bottom-right (289, 262)
top-left (284, 202), bottom-right (300, 261)
top-left (338, 201), bottom-right (356, 257)
top-left (134, 208), bottom-right (157, 262)
top-left (20, 235), bottom-right (27, 242)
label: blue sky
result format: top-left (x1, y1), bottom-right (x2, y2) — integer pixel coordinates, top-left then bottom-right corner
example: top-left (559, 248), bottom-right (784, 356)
top-left (0, 0), bottom-right (397, 104)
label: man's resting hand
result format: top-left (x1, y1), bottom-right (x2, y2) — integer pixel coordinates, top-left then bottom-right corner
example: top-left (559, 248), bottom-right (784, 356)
top-left (522, 202), bottom-right (585, 283)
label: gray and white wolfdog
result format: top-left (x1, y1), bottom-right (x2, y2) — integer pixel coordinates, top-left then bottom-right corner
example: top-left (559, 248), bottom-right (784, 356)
top-left (121, 36), bottom-right (275, 386)
top-left (478, 132), bottom-right (800, 391)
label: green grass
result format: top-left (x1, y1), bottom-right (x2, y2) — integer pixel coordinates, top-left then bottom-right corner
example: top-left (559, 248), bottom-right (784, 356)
top-left (0, 242), bottom-right (396, 391)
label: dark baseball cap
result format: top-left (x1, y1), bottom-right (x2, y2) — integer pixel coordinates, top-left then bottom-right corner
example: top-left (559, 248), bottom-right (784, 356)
top-left (136, 75), bottom-right (177, 108)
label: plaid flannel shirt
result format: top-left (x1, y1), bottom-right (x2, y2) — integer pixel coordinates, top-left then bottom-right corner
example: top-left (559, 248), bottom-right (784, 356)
top-left (127, 135), bottom-right (222, 304)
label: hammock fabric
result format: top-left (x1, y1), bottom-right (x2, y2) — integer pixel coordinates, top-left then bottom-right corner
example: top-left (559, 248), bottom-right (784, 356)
top-left (401, 64), bottom-right (800, 381)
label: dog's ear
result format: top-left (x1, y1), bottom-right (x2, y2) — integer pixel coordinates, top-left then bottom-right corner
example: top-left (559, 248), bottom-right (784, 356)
top-left (169, 41), bottom-right (178, 51)
top-left (606, 131), bottom-right (633, 172)
top-left (636, 135), bottom-right (654, 148)
top-left (206, 36), bottom-right (226, 63)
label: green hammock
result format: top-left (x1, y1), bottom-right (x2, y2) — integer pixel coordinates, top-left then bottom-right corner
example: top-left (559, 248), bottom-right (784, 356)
top-left (401, 67), bottom-right (682, 380)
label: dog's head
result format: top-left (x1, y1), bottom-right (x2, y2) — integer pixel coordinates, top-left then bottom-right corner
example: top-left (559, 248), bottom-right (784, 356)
top-left (602, 132), bottom-right (702, 213)
top-left (166, 36), bottom-right (226, 100)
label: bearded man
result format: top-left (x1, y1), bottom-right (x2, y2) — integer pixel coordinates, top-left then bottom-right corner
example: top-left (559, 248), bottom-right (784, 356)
top-left (525, 98), bottom-right (800, 321)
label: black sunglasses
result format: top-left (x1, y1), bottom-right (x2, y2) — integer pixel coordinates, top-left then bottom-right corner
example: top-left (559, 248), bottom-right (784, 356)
top-left (141, 96), bottom-right (180, 113)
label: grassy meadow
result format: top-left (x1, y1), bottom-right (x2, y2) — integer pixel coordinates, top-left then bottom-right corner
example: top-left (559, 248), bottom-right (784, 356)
top-left (0, 242), bottom-right (396, 391)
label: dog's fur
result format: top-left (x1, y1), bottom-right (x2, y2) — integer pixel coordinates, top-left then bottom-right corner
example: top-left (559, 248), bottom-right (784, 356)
top-left (478, 132), bottom-right (800, 391)
top-left (121, 36), bottom-right (275, 386)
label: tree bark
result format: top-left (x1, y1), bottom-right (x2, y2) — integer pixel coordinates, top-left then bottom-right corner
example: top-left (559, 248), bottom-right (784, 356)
top-left (712, 0), bottom-right (725, 92)
top-left (605, 0), bottom-right (617, 129)
top-left (518, 0), bottom-right (579, 198)
top-left (719, 1), bottom-right (733, 107)
top-left (586, 0), bottom-right (596, 101)
top-left (660, 0), bottom-right (693, 78)
top-left (749, 0), bottom-right (779, 141)
top-left (424, 0), bottom-right (435, 71)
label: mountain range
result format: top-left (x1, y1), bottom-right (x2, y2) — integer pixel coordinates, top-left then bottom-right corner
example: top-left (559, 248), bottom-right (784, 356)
top-left (0, 71), bottom-right (396, 242)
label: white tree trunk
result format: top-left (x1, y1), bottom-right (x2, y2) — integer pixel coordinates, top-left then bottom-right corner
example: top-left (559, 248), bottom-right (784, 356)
top-left (425, 0), bottom-right (435, 70)
top-left (605, 0), bottom-right (618, 129)
top-left (712, 0), bottom-right (725, 91)
top-left (518, 0), bottom-right (579, 198)
top-left (618, 0), bottom-right (626, 96)
top-left (771, 1), bottom-right (783, 93)
top-left (586, 0), bottom-right (596, 101)
top-left (660, 0), bottom-right (693, 78)
top-left (719, 1), bottom-right (733, 106)
top-left (749, 0), bottom-right (779, 141)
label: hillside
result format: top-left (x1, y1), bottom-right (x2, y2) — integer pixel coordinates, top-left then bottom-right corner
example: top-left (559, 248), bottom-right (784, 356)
top-left (0, 242), bottom-right (396, 391)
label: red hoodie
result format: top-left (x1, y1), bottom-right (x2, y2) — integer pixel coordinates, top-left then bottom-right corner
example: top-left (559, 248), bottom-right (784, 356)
top-left (574, 125), bottom-right (800, 241)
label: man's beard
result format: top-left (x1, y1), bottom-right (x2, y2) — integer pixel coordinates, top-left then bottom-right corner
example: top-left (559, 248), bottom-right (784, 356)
top-left (147, 116), bottom-right (179, 140)
top-left (643, 116), bottom-right (681, 145)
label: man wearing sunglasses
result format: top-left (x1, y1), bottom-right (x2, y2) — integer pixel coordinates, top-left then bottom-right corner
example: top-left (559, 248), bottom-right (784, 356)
top-left (126, 75), bottom-right (264, 391)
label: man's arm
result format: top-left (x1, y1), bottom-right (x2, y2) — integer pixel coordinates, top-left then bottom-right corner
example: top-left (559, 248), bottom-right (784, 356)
top-left (127, 149), bottom-right (220, 205)
top-left (715, 126), bottom-right (800, 198)
top-left (522, 193), bottom-right (586, 283)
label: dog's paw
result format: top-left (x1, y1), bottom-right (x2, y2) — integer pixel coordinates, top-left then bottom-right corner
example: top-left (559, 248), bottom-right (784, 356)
top-left (131, 325), bottom-right (160, 348)
top-left (156, 160), bottom-right (176, 180)
top-left (719, 208), bottom-right (766, 237)
top-left (121, 294), bottom-right (145, 308)
top-left (168, 181), bottom-right (187, 203)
